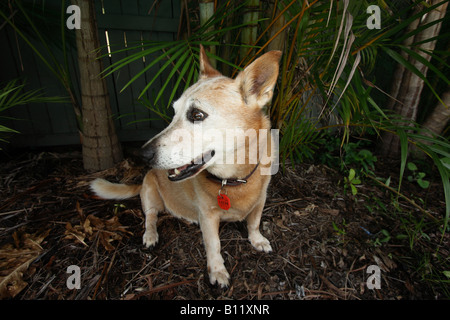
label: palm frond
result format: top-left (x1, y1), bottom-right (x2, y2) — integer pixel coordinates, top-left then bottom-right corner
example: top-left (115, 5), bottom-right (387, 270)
top-left (0, 79), bottom-right (67, 147)
top-left (103, 1), bottom-right (259, 110)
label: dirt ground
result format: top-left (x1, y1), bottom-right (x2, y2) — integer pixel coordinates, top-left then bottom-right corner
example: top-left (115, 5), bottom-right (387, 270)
top-left (0, 147), bottom-right (448, 300)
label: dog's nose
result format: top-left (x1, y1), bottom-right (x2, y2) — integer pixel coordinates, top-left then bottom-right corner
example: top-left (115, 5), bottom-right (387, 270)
top-left (140, 143), bottom-right (156, 163)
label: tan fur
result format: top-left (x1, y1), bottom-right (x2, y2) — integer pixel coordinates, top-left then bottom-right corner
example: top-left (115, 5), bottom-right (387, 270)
top-left (91, 46), bottom-right (281, 287)
top-left (90, 178), bottom-right (141, 200)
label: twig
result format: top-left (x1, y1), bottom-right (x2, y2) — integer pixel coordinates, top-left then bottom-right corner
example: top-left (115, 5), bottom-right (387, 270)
top-left (279, 256), bottom-right (304, 272)
top-left (132, 279), bottom-right (197, 299)
top-left (0, 178), bottom-right (55, 212)
top-left (319, 275), bottom-right (348, 299)
top-left (0, 207), bottom-right (40, 218)
top-left (92, 262), bottom-right (108, 300)
top-left (367, 175), bottom-right (438, 223)
top-left (263, 198), bottom-right (304, 211)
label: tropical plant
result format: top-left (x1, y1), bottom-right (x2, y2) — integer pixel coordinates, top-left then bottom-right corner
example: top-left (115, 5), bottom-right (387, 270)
top-left (0, 79), bottom-right (66, 148)
top-left (379, 0), bottom-right (449, 157)
top-left (101, 1), bottom-right (256, 112)
top-left (407, 162), bottom-right (430, 189)
top-left (344, 168), bottom-right (361, 196)
top-left (0, 0), bottom-right (80, 125)
top-left (100, 0), bottom-right (450, 226)
top-left (264, 0), bottom-right (450, 226)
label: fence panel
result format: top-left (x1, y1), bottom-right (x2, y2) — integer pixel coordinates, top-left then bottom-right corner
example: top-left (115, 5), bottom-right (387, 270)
top-left (1, 0), bottom-right (180, 147)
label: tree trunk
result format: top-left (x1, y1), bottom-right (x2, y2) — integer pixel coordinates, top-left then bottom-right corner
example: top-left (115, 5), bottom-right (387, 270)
top-left (73, 0), bottom-right (123, 171)
top-left (379, 0), bottom-right (448, 157)
top-left (241, 0), bottom-right (260, 61)
top-left (267, 7), bottom-right (286, 52)
top-left (422, 88), bottom-right (450, 138)
top-left (199, 0), bottom-right (216, 68)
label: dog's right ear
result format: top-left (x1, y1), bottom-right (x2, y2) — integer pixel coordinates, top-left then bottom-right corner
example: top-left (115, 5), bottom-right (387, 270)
top-left (199, 45), bottom-right (222, 79)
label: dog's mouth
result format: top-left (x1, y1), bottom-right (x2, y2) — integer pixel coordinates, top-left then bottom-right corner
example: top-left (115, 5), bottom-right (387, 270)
top-left (167, 150), bottom-right (215, 181)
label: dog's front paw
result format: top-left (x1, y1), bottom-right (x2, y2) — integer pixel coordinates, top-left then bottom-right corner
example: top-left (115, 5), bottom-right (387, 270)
top-left (249, 233), bottom-right (272, 253)
top-left (142, 230), bottom-right (159, 248)
top-left (208, 265), bottom-right (230, 288)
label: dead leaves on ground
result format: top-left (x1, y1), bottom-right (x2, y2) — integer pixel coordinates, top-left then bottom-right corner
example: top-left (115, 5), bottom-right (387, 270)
top-left (64, 213), bottom-right (133, 252)
top-left (0, 230), bottom-right (50, 299)
top-left (0, 204), bottom-right (133, 299)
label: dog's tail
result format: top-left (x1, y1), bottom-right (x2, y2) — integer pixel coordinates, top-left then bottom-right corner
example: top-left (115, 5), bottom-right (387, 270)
top-left (90, 178), bottom-right (141, 200)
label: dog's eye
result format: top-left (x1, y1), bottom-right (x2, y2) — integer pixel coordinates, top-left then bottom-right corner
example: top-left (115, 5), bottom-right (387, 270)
top-left (188, 108), bottom-right (208, 122)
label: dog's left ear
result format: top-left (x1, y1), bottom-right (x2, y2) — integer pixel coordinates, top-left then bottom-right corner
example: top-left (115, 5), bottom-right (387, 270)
top-left (236, 51), bottom-right (282, 108)
top-left (199, 45), bottom-right (222, 79)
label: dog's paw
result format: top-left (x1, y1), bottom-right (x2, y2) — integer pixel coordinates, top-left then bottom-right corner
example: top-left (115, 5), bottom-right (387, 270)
top-left (249, 234), bottom-right (272, 253)
top-left (142, 230), bottom-right (159, 248)
top-left (208, 266), bottom-right (230, 288)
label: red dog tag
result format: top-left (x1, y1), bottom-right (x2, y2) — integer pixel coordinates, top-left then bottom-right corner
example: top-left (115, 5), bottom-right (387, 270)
top-left (217, 194), bottom-right (231, 210)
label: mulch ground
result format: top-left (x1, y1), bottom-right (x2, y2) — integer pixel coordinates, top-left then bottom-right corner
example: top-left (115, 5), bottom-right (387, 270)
top-left (0, 147), bottom-right (448, 300)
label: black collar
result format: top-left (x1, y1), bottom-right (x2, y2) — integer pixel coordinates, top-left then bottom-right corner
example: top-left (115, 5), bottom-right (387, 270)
top-left (206, 162), bottom-right (260, 186)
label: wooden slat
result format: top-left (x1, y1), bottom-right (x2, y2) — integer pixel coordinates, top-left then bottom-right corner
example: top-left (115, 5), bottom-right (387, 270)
top-left (97, 14), bottom-right (179, 33)
top-left (141, 0), bottom-right (178, 131)
top-left (95, 1), bottom-right (121, 132)
top-left (103, 0), bottom-right (137, 131)
top-left (120, 0), bottom-right (150, 132)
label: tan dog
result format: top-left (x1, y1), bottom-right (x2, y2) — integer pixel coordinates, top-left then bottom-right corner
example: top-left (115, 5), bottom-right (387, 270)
top-left (91, 46), bottom-right (281, 287)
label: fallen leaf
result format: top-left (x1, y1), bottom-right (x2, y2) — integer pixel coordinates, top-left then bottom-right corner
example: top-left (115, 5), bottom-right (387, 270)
top-left (64, 222), bottom-right (88, 247)
top-left (0, 230), bottom-right (50, 299)
top-left (64, 214), bottom-right (133, 251)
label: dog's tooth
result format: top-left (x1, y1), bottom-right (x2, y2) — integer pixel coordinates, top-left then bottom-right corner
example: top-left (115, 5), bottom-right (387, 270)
top-left (174, 168), bottom-right (180, 175)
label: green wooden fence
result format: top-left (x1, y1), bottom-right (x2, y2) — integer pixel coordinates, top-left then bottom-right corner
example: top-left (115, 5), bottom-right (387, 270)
top-left (1, 0), bottom-right (180, 147)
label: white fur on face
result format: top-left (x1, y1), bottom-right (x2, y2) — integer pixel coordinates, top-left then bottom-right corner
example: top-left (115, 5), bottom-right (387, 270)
top-left (141, 55), bottom-right (279, 178)
top-left (143, 77), bottom-right (243, 169)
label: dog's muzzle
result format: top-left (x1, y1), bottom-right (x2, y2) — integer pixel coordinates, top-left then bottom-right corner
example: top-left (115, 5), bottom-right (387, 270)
top-left (166, 150), bottom-right (215, 181)
top-left (140, 141), bottom-right (156, 164)
top-left (140, 140), bottom-right (215, 182)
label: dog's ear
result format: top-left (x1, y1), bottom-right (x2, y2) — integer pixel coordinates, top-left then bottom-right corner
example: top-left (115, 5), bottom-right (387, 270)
top-left (236, 51), bottom-right (282, 108)
top-left (199, 45), bottom-right (222, 79)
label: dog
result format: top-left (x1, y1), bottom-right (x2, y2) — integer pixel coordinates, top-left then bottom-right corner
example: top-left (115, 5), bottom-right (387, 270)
top-left (90, 45), bottom-right (281, 287)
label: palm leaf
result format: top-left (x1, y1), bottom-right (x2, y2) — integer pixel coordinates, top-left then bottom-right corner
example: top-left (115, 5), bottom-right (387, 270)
top-left (104, 1), bottom-right (261, 110)
top-left (382, 46), bottom-right (442, 103)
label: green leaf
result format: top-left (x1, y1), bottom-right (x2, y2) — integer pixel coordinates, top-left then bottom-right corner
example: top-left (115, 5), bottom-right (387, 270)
top-left (407, 162), bottom-right (418, 171)
top-left (385, 176), bottom-right (391, 187)
top-left (0, 125), bottom-right (19, 134)
top-left (442, 158), bottom-right (450, 171)
top-left (428, 150), bottom-right (450, 230)
top-left (351, 184), bottom-right (358, 196)
top-left (167, 55), bottom-right (195, 108)
top-left (348, 168), bottom-right (356, 181)
top-left (382, 46), bottom-right (441, 102)
top-left (398, 129), bottom-right (408, 194)
top-left (417, 179), bottom-right (430, 189)
top-left (399, 45), bottom-right (449, 85)
top-left (154, 49), bottom-right (191, 105)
